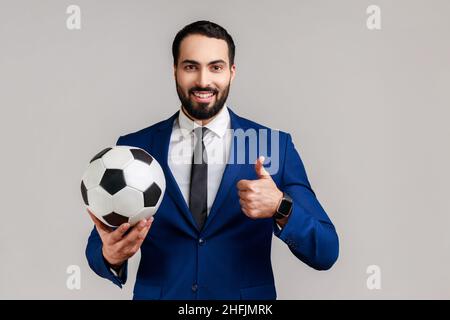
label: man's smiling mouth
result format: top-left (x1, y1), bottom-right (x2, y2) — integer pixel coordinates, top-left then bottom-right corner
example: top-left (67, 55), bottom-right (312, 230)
top-left (191, 90), bottom-right (216, 103)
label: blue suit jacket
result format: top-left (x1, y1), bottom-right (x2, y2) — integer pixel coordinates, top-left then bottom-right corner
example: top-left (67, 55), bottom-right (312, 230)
top-left (86, 107), bottom-right (339, 300)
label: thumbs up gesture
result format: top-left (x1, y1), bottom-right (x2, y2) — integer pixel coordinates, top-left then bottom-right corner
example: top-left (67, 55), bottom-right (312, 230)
top-left (237, 156), bottom-right (283, 219)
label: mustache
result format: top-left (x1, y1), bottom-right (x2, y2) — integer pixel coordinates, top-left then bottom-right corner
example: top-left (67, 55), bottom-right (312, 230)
top-left (189, 87), bottom-right (218, 95)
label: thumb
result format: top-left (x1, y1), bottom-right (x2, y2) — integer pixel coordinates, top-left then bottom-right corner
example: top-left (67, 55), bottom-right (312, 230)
top-left (255, 156), bottom-right (270, 179)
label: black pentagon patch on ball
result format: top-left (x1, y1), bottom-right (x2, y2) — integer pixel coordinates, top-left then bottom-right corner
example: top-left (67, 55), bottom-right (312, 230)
top-left (81, 181), bottom-right (89, 205)
top-left (90, 147), bottom-right (112, 163)
top-left (143, 182), bottom-right (162, 207)
top-left (100, 169), bottom-right (126, 195)
top-left (130, 148), bottom-right (153, 165)
top-left (103, 212), bottom-right (129, 226)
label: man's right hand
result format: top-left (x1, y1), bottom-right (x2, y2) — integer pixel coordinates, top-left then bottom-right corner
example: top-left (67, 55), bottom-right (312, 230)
top-left (87, 209), bottom-right (153, 268)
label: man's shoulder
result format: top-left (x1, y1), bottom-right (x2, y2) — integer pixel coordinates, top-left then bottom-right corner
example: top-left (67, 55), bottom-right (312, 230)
top-left (233, 109), bottom-right (289, 137)
top-left (115, 112), bottom-right (177, 146)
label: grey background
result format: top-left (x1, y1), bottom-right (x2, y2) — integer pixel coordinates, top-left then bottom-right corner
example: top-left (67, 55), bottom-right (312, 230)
top-left (1, 0), bottom-right (449, 299)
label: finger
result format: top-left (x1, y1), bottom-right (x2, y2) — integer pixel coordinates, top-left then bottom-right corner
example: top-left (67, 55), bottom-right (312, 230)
top-left (241, 206), bottom-right (252, 217)
top-left (137, 223), bottom-right (152, 242)
top-left (127, 222), bottom-right (151, 249)
top-left (122, 219), bottom-right (150, 245)
top-left (239, 198), bottom-right (249, 209)
top-left (237, 179), bottom-right (252, 191)
top-left (129, 235), bottom-right (147, 255)
top-left (128, 243), bottom-right (141, 257)
top-left (238, 190), bottom-right (252, 200)
top-left (87, 210), bottom-right (112, 235)
top-left (109, 222), bottom-right (131, 243)
top-left (255, 156), bottom-right (270, 179)
top-left (123, 221), bottom-right (152, 254)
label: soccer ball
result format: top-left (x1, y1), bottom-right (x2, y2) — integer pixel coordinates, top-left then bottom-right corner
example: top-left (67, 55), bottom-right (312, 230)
top-left (81, 146), bottom-right (166, 227)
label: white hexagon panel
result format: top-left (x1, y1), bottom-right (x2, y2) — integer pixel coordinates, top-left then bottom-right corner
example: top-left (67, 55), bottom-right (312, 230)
top-left (129, 207), bottom-right (154, 226)
top-left (87, 186), bottom-right (113, 221)
top-left (112, 186), bottom-right (144, 218)
top-left (102, 147), bottom-right (134, 169)
top-left (124, 160), bottom-right (154, 192)
top-left (82, 159), bottom-right (106, 190)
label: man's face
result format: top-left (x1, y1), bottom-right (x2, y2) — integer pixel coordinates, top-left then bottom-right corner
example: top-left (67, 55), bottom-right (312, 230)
top-left (174, 34), bottom-right (236, 120)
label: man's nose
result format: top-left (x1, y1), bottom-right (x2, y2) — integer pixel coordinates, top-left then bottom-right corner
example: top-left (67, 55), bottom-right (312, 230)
top-left (195, 68), bottom-right (211, 88)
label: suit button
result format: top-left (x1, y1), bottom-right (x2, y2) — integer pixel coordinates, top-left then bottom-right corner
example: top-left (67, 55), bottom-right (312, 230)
top-left (198, 238), bottom-right (205, 245)
top-left (192, 284), bottom-right (198, 292)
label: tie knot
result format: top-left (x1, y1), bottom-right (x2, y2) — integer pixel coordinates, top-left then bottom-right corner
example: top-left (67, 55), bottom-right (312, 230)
top-left (193, 126), bottom-right (208, 140)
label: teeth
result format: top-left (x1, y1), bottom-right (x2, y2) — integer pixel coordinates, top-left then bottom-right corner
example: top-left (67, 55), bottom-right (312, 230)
top-left (193, 92), bottom-right (214, 99)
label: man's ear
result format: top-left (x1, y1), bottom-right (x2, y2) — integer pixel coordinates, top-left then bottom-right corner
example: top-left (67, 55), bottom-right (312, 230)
top-left (230, 64), bottom-right (236, 84)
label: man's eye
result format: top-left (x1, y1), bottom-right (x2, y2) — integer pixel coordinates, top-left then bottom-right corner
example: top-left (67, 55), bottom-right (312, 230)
top-left (185, 65), bottom-right (197, 71)
top-left (212, 65), bottom-right (223, 72)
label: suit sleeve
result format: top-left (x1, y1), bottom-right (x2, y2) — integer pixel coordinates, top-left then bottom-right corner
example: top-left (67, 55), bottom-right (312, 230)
top-left (273, 133), bottom-right (339, 270)
top-left (85, 226), bottom-right (128, 288)
top-left (84, 135), bottom-right (129, 288)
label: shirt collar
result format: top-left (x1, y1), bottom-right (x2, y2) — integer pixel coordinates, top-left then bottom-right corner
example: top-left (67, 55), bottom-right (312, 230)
top-left (178, 104), bottom-right (230, 139)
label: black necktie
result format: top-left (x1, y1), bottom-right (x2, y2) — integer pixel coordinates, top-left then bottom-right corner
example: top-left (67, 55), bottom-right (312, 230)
top-left (189, 127), bottom-right (208, 230)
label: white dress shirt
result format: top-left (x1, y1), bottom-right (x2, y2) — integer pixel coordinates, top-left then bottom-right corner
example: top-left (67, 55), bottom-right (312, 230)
top-left (168, 105), bottom-right (232, 216)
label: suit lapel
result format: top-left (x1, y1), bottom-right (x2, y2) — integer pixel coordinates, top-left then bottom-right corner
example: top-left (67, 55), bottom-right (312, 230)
top-left (202, 109), bottom-right (244, 231)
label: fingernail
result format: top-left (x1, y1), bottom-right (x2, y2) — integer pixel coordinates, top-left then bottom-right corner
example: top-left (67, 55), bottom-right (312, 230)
top-left (140, 220), bottom-right (146, 228)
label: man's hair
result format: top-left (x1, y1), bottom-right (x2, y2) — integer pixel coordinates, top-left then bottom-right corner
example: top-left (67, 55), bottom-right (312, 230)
top-left (172, 20), bottom-right (235, 67)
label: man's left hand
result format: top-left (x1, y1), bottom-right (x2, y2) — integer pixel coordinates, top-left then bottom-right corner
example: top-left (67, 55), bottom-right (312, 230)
top-left (237, 156), bottom-right (283, 219)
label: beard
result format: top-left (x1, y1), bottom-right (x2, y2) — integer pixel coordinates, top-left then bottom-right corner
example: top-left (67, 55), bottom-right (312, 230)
top-left (176, 79), bottom-right (230, 120)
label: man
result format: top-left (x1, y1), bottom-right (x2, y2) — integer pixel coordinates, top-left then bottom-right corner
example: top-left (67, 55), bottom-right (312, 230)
top-left (86, 20), bottom-right (339, 300)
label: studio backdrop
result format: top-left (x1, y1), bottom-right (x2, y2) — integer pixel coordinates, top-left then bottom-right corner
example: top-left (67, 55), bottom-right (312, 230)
top-left (1, 0), bottom-right (449, 299)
